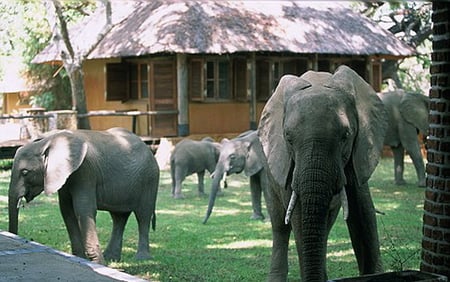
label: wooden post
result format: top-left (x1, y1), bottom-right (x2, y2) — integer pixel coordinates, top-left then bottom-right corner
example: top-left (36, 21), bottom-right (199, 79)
top-left (177, 53), bottom-right (189, 136)
top-left (249, 53), bottom-right (257, 130)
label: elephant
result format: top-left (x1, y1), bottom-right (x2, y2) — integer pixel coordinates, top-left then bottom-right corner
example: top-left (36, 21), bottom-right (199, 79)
top-left (377, 89), bottom-right (429, 187)
top-left (203, 130), bottom-right (270, 224)
top-left (258, 65), bottom-right (387, 281)
top-left (170, 137), bottom-right (222, 198)
top-left (8, 128), bottom-right (159, 265)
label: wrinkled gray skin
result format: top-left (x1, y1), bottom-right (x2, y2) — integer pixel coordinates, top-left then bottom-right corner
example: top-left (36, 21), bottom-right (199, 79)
top-left (259, 66), bottom-right (386, 281)
top-left (8, 128), bottom-right (159, 265)
top-left (170, 137), bottom-right (221, 198)
top-left (203, 130), bottom-right (269, 224)
top-left (377, 90), bottom-right (429, 187)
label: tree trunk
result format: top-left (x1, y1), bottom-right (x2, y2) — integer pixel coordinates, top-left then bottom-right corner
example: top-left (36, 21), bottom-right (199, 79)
top-left (67, 63), bottom-right (90, 129)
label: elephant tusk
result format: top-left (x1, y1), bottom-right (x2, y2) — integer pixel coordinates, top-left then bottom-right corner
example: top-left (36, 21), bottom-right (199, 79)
top-left (285, 191), bottom-right (298, 225)
top-left (17, 197), bottom-right (25, 209)
top-left (340, 188), bottom-right (349, 221)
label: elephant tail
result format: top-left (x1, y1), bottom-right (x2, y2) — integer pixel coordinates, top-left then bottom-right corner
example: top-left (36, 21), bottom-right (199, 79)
top-left (151, 212), bottom-right (156, 231)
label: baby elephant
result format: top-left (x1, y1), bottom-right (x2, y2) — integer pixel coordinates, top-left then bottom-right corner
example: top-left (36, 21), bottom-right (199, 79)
top-left (8, 128), bottom-right (159, 264)
top-left (170, 137), bottom-right (221, 198)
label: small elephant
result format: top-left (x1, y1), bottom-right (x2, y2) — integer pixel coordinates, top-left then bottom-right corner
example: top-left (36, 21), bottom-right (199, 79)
top-left (258, 65), bottom-right (387, 281)
top-left (377, 89), bottom-right (429, 187)
top-left (170, 137), bottom-right (222, 198)
top-left (8, 128), bottom-right (159, 264)
top-left (203, 130), bottom-right (270, 224)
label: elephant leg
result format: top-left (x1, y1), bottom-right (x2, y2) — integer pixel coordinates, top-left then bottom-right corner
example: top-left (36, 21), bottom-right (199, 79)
top-left (391, 145), bottom-right (406, 185)
top-left (58, 191), bottom-right (85, 259)
top-left (249, 175), bottom-right (264, 220)
top-left (346, 183), bottom-right (383, 275)
top-left (69, 185), bottom-right (105, 264)
top-left (104, 211), bottom-right (131, 261)
top-left (268, 192), bottom-right (291, 281)
top-left (173, 168), bottom-right (186, 199)
top-left (77, 213), bottom-right (104, 264)
top-left (134, 210), bottom-right (152, 260)
top-left (404, 141), bottom-right (426, 187)
top-left (197, 171), bottom-right (207, 197)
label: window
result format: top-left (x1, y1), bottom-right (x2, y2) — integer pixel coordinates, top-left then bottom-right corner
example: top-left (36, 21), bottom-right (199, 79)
top-left (189, 58), bottom-right (232, 101)
top-left (105, 62), bottom-right (150, 101)
top-left (105, 63), bottom-right (129, 101)
top-left (130, 63), bottom-right (149, 99)
top-left (256, 58), bottom-right (308, 101)
top-left (206, 59), bottom-right (231, 100)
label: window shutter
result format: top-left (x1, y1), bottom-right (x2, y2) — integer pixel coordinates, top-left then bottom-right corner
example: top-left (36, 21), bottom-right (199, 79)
top-left (105, 63), bottom-right (129, 101)
top-left (189, 59), bottom-right (204, 101)
top-left (234, 58), bottom-right (248, 101)
top-left (256, 60), bottom-right (270, 101)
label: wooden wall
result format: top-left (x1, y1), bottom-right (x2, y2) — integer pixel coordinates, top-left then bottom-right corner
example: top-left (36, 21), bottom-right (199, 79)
top-left (83, 59), bottom-right (150, 135)
top-left (188, 102), bottom-right (266, 135)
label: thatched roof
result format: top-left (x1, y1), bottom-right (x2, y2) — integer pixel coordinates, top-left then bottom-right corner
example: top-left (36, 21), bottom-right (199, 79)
top-left (33, 1), bottom-right (414, 64)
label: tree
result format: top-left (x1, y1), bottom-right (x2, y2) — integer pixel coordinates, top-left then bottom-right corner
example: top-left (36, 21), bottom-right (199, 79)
top-left (45, 0), bottom-right (111, 129)
top-left (353, 2), bottom-right (432, 93)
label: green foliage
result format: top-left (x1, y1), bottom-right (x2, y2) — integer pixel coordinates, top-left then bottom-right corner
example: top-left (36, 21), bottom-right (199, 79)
top-left (0, 1), bottom-right (95, 110)
top-left (0, 158), bottom-right (425, 281)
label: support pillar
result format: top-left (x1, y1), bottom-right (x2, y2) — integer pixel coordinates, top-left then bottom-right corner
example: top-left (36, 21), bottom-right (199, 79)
top-left (177, 53), bottom-right (189, 136)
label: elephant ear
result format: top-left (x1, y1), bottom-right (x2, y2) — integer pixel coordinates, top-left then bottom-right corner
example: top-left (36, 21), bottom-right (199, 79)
top-left (243, 132), bottom-right (264, 177)
top-left (42, 131), bottom-right (88, 195)
top-left (325, 65), bottom-right (388, 186)
top-left (258, 75), bottom-right (312, 188)
top-left (400, 91), bottom-right (429, 134)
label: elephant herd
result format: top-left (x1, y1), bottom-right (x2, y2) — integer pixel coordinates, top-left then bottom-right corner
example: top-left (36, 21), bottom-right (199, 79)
top-left (7, 65), bottom-right (428, 281)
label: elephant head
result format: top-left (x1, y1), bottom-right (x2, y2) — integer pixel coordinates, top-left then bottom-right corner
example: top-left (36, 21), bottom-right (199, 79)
top-left (8, 131), bottom-right (87, 234)
top-left (258, 65), bottom-right (386, 280)
top-left (203, 130), bottom-right (264, 224)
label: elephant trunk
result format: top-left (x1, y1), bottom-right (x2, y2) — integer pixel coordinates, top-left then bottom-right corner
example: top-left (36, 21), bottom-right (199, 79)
top-left (294, 152), bottom-right (337, 281)
top-left (203, 164), bottom-right (225, 224)
top-left (8, 190), bottom-right (21, 234)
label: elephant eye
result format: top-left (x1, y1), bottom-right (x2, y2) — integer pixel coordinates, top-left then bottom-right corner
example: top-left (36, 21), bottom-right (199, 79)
top-left (342, 130), bottom-right (351, 141)
top-left (21, 169), bottom-right (29, 176)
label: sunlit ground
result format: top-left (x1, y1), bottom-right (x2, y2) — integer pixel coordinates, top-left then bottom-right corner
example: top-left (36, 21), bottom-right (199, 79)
top-left (0, 157), bottom-right (426, 281)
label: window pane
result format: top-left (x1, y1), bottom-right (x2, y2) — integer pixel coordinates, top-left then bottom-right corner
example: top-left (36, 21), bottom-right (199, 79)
top-left (206, 81), bottom-right (214, 98)
top-left (140, 64), bottom-right (148, 81)
top-left (130, 82), bottom-right (138, 99)
top-left (141, 82), bottom-right (148, 98)
top-left (130, 64), bottom-right (138, 80)
top-left (206, 61), bottom-right (214, 79)
top-left (218, 61), bottom-right (230, 99)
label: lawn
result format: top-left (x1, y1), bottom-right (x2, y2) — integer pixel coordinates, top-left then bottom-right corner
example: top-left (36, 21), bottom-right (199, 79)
top-left (0, 157), bottom-right (425, 281)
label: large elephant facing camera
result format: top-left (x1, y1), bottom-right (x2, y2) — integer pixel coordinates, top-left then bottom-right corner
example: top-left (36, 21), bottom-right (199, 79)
top-left (203, 130), bottom-right (269, 224)
top-left (377, 89), bottom-right (429, 187)
top-left (8, 128), bottom-right (159, 265)
top-left (259, 65), bottom-right (386, 281)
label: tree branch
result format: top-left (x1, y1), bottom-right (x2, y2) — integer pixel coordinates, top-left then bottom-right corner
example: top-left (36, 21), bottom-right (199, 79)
top-left (51, 0), bottom-right (75, 60)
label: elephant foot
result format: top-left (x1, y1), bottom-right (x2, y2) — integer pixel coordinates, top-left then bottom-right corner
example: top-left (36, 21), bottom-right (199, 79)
top-left (104, 250), bottom-right (121, 262)
top-left (250, 213), bottom-right (265, 220)
top-left (135, 251), bottom-right (152, 260)
top-left (395, 179), bottom-right (407, 186)
top-left (173, 193), bottom-right (185, 199)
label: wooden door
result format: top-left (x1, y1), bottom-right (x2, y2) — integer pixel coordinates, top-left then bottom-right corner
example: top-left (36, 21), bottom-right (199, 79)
top-left (149, 60), bottom-right (178, 137)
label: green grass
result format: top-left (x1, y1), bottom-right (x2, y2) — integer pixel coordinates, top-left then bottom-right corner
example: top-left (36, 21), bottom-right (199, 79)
top-left (0, 157), bottom-right (425, 281)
